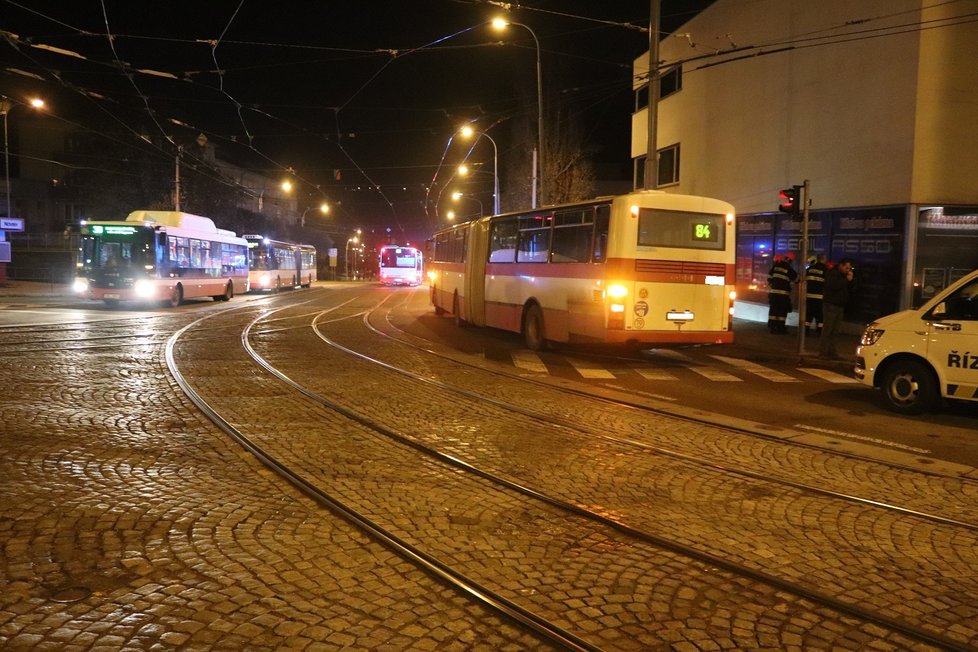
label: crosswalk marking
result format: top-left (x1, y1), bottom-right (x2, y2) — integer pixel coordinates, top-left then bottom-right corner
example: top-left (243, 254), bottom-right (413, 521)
top-left (632, 367), bottom-right (679, 381)
top-left (509, 350), bottom-right (850, 385)
top-left (798, 367), bottom-right (858, 383)
top-left (511, 350), bottom-right (547, 373)
top-left (687, 366), bottom-right (743, 382)
top-left (566, 357), bottom-right (617, 379)
top-left (709, 355), bottom-right (800, 382)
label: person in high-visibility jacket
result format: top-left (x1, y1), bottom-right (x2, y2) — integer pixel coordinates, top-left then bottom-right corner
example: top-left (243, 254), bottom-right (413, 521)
top-left (804, 254), bottom-right (827, 335)
top-left (767, 252), bottom-right (798, 333)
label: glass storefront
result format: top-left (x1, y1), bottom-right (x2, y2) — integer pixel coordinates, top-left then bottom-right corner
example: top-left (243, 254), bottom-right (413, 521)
top-left (737, 206), bottom-right (905, 324)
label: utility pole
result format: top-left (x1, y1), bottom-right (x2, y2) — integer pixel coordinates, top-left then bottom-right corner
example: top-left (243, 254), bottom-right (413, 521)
top-left (643, 0), bottom-right (661, 190)
top-left (798, 179), bottom-right (811, 356)
top-left (174, 145), bottom-right (182, 212)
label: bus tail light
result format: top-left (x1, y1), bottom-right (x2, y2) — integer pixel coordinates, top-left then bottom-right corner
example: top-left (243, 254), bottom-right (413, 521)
top-left (608, 303), bottom-right (625, 329)
top-left (606, 284), bottom-right (628, 299)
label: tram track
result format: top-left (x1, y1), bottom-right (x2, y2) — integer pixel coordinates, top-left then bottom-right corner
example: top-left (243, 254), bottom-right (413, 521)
top-left (363, 291), bottom-right (978, 528)
top-left (168, 289), bottom-right (978, 650)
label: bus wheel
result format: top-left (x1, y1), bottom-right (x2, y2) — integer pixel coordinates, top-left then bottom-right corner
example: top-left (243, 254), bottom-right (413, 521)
top-left (167, 285), bottom-right (183, 308)
top-left (217, 281), bottom-right (234, 301)
top-left (523, 304), bottom-right (548, 351)
top-left (879, 359), bottom-right (938, 415)
top-left (453, 293), bottom-right (466, 327)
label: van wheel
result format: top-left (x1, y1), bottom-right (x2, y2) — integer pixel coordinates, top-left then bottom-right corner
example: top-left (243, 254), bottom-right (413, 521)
top-left (523, 304), bottom-right (548, 351)
top-left (879, 359), bottom-right (938, 415)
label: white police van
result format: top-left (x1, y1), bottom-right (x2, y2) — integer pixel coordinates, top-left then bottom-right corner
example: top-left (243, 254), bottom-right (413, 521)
top-left (856, 268), bottom-right (978, 414)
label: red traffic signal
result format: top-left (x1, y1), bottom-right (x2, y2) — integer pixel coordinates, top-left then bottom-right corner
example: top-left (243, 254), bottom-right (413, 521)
top-left (778, 186), bottom-right (801, 215)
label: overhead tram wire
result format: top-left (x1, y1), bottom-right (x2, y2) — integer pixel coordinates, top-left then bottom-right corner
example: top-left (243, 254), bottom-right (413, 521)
top-left (7, 1), bottom-right (974, 228)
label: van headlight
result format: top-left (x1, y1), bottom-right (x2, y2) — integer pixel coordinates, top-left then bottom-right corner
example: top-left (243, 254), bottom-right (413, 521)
top-left (860, 326), bottom-right (885, 346)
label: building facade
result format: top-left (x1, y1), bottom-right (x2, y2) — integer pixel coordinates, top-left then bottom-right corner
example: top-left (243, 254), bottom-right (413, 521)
top-left (632, 0), bottom-right (978, 323)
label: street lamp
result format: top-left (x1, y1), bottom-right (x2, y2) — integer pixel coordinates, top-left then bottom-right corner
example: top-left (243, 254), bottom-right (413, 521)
top-left (301, 202), bottom-right (329, 227)
top-left (459, 125), bottom-right (500, 215)
top-left (492, 17), bottom-right (543, 208)
top-left (1, 96), bottom-right (45, 220)
top-left (451, 190), bottom-right (483, 217)
top-left (345, 229), bottom-right (361, 280)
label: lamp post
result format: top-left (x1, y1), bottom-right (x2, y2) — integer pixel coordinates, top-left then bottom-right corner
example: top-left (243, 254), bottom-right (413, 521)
top-left (451, 191), bottom-right (483, 218)
top-left (492, 18), bottom-right (543, 207)
top-left (459, 126), bottom-right (500, 215)
top-left (301, 202), bottom-right (330, 227)
top-left (1, 97), bottom-right (45, 220)
top-left (345, 229), bottom-right (361, 279)
top-left (1, 97), bottom-right (44, 286)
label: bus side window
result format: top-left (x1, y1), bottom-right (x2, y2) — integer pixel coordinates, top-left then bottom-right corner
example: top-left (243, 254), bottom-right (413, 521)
top-left (592, 204), bottom-right (610, 262)
top-left (488, 217), bottom-right (518, 263)
top-left (453, 228), bottom-right (467, 263)
top-left (517, 213), bottom-right (552, 263)
top-left (551, 209), bottom-right (593, 263)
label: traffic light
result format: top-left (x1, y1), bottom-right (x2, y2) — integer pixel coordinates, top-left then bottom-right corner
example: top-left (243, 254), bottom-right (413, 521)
top-left (778, 185), bottom-right (802, 215)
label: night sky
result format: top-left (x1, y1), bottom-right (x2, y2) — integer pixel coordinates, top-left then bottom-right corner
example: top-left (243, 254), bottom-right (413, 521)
top-left (1, 0), bottom-right (714, 241)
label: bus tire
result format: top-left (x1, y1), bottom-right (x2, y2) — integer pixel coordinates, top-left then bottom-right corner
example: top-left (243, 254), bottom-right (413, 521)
top-left (879, 359), bottom-right (938, 415)
top-left (523, 303), bottom-right (548, 351)
top-left (167, 285), bottom-right (183, 308)
top-left (453, 293), bottom-right (466, 327)
top-left (216, 281), bottom-right (234, 302)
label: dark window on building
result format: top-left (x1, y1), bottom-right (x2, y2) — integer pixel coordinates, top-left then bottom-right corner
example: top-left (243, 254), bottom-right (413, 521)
top-left (634, 155), bottom-right (647, 190)
top-left (635, 83), bottom-right (649, 111)
top-left (659, 66), bottom-right (682, 99)
top-left (657, 144), bottom-right (680, 186)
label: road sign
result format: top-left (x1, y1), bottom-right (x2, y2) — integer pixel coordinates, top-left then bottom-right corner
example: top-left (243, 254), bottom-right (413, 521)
top-left (0, 218), bottom-right (24, 231)
top-left (0, 241), bottom-right (11, 263)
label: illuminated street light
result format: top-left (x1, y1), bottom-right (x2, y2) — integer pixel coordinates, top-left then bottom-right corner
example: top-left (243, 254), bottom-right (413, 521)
top-left (492, 17), bottom-right (543, 207)
top-left (300, 202), bottom-right (330, 227)
top-left (345, 235), bottom-right (359, 280)
top-left (281, 179), bottom-right (293, 193)
top-left (457, 164), bottom-right (469, 177)
top-left (446, 210), bottom-right (456, 221)
top-left (451, 190), bottom-right (483, 217)
top-left (1, 96), bottom-right (45, 220)
top-left (459, 125), bottom-right (500, 215)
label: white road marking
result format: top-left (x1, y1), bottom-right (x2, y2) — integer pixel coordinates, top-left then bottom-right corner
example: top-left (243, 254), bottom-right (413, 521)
top-left (566, 357), bottom-right (616, 379)
top-left (511, 350), bottom-right (548, 373)
top-left (710, 355), bottom-right (800, 382)
top-left (632, 367), bottom-right (679, 381)
top-left (687, 366), bottom-right (743, 382)
top-left (798, 367), bottom-right (858, 383)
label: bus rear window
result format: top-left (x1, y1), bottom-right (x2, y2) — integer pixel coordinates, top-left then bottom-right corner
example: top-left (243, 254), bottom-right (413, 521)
top-left (637, 209), bottom-right (725, 251)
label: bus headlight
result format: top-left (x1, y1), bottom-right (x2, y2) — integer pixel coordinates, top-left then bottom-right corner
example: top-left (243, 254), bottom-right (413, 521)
top-left (259, 273), bottom-right (272, 287)
top-left (427, 271), bottom-right (438, 281)
top-left (72, 278), bottom-right (89, 293)
top-left (133, 279), bottom-right (154, 298)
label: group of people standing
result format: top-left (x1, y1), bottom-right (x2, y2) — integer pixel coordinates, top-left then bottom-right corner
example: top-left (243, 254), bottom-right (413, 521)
top-left (767, 252), bottom-right (855, 360)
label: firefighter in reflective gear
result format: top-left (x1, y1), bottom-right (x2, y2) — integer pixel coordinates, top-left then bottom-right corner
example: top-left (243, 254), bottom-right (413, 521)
top-left (767, 253), bottom-right (798, 333)
top-left (804, 254), bottom-right (827, 335)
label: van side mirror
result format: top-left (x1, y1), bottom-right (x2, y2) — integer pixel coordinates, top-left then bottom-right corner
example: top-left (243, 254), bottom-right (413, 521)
top-left (930, 301), bottom-right (947, 319)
